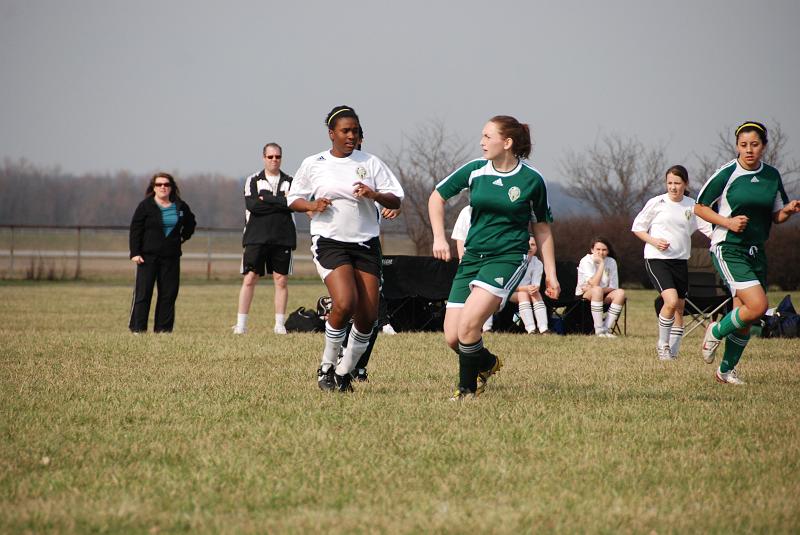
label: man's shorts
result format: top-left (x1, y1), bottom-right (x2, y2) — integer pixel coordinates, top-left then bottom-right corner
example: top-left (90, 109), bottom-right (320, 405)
top-left (645, 258), bottom-right (689, 298)
top-left (311, 235), bottom-right (382, 281)
top-left (447, 251), bottom-right (528, 309)
top-left (241, 244), bottom-right (293, 276)
top-left (711, 243), bottom-right (767, 295)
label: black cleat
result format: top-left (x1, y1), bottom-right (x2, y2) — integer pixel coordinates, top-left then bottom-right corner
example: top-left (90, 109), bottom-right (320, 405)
top-left (334, 372), bottom-right (354, 393)
top-left (317, 366), bottom-right (335, 392)
top-left (351, 368), bottom-right (369, 382)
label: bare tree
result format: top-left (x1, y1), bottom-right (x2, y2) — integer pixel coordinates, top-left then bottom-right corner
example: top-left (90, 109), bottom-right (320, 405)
top-left (694, 120), bottom-right (800, 195)
top-left (561, 134), bottom-right (666, 219)
top-left (386, 120), bottom-right (472, 255)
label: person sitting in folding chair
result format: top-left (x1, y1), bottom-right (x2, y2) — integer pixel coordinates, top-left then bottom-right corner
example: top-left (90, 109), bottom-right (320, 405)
top-left (576, 237), bottom-right (625, 337)
top-left (509, 236), bottom-right (550, 335)
top-left (632, 165), bottom-right (712, 360)
top-left (695, 121), bottom-right (800, 385)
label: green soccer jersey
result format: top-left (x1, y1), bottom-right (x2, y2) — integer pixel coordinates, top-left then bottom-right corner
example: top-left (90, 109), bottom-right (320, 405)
top-left (696, 159), bottom-right (788, 247)
top-left (436, 158), bottom-right (553, 255)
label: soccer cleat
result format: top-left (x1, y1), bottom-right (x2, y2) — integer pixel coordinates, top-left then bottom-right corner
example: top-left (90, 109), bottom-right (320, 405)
top-left (657, 344), bottom-right (675, 361)
top-left (231, 325), bottom-right (247, 335)
top-left (274, 324), bottom-right (287, 335)
top-left (701, 322), bottom-right (721, 364)
top-left (476, 353), bottom-right (503, 396)
top-left (381, 324), bottom-right (397, 335)
top-left (351, 368), bottom-right (369, 382)
top-left (450, 387), bottom-right (477, 401)
top-left (597, 331), bottom-right (617, 338)
top-left (715, 367), bottom-right (745, 385)
top-left (317, 366), bottom-right (335, 392)
top-left (334, 372), bottom-right (354, 392)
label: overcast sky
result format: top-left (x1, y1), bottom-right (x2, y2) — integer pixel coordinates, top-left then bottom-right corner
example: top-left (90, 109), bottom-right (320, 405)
top-left (2, 0), bottom-right (799, 185)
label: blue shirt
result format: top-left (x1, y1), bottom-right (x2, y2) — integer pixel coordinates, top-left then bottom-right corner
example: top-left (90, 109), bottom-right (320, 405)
top-left (159, 204), bottom-right (178, 236)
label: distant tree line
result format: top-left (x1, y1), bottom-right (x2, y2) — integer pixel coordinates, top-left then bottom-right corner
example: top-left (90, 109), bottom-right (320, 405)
top-left (0, 159), bottom-right (244, 228)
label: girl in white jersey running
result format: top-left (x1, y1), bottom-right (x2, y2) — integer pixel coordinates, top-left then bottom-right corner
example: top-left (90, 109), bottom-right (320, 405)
top-left (632, 165), bottom-right (712, 360)
top-left (287, 106), bottom-right (404, 392)
top-left (695, 121), bottom-right (800, 385)
top-left (429, 116), bottom-right (560, 400)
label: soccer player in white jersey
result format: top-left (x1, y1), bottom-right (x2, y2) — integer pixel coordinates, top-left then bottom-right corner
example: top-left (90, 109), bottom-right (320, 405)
top-left (286, 106), bottom-right (404, 393)
top-left (450, 205), bottom-right (493, 333)
top-left (632, 165), bottom-right (713, 360)
top-left (509, 237), bottom-right (550, 334)
top-left (695, 121), bottom-right (800, 385)
top-left (576, 237), bottom-right (626, 337)
top-left (429, 115), bottom-right (560, 400)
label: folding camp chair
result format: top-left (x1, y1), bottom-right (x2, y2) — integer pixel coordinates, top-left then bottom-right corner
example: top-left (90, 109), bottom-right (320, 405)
top-left (654, 270), bottom-right (732, 337)
top-left (382, 255), bottom-right (459, 332)
top-left (540, 260), bottom-right (592, 334)
top-left (683, 271), bottom-right (732, 335)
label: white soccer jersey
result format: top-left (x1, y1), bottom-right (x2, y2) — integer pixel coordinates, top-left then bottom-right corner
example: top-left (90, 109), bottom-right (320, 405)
top-left (287, 150), bottom-right (404, 243)
top-left (576, 254), bottom-right (619, 295)
top-left (451, 206), bottom-right (471, 241)
top-left (519, 255), bottom-right (544, 287)
top-left (631, 194), bottom-right (712, 260)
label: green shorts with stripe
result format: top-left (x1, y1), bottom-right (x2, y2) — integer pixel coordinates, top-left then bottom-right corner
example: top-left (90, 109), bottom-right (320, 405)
top-left (710, 243), bottom-right (767, 295)
top-left (447, 250), bottom-right (528, 309)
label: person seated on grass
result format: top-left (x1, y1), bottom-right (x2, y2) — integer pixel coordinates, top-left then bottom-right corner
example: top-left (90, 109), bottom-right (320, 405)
top-left (509, 237), bottom-right (550, 334)
top-left (576, 236), bottom-right (626, 337)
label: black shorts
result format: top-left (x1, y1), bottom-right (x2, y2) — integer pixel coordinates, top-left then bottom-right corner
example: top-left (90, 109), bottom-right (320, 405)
top-left (645, 258), bottom-right (688, 298)
top-left (311, 236), bottom-right (382, 280)
top-left (241, 244), bottom-right (293, 276)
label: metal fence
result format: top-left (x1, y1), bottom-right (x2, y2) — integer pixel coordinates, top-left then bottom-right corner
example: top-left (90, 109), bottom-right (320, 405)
top-left (0, 224), bottom-right (417, 280)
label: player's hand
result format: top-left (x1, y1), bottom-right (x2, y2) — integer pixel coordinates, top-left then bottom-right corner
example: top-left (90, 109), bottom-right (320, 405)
top-left (783, 200), bottom-right (800, 215)
top-left (353, 182), bottom-right (375, 199)
top-left (545, 278), bottom-right (561, 300)
top-left (432, 237), bottom-right (451, 262)
top-left (311, 198), bottom-right (332, 213)
top-left (131, 255), bottom-right (144, 265)
top-left (655, 238), bottom-right (670, 251)
top-left (529, 285), bottom-right (539, 295)
top-left (727, 215), bottom-right (748, 233)
top-left (381, 207), bottom-right (400, 219)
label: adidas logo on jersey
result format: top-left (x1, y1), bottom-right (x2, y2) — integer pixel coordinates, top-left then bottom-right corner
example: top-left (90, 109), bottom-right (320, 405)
top-left (494, 277), bottom-right (504, 285)
top-left (750, 176), bottom-right (760, 183)
top-left (492, 178), bottom-right (504, 186)
top-left (317, 155), bottom-right (326, 161)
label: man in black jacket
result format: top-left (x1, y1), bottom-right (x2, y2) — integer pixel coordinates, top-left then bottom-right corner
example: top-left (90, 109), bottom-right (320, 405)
top-left (233, 143), bottom-right (297, 334)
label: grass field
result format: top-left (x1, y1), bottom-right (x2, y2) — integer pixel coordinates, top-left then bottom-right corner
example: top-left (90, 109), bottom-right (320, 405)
top-left (1, 282), bottom-right (799, 533)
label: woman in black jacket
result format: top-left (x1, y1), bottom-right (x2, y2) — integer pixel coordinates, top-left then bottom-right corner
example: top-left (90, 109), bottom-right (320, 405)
top-left (128, 172), bottom-right (196, 332)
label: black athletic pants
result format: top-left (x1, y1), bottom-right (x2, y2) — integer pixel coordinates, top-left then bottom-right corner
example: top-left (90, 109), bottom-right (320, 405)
top-left (129, 255), bottom-right (180, 332)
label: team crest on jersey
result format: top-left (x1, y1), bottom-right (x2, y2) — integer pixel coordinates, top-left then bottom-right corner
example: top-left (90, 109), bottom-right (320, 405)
top-left (508, 186), bottom-right (521, 202)
top-left (356, 166), bottom-right (367, 179)
top-left (684, 209), bottom-right (692, 221)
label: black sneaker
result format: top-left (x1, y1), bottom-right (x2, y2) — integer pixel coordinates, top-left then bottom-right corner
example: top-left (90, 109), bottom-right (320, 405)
top-left (334, 372), bottom-right (354, 393)
top-left (317, 366), bottom-right (335, 392)
top-left (352, 368), bottom-right (368, 382)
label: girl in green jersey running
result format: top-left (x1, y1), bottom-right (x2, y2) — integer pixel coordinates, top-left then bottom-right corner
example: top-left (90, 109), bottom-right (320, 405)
top-left (429, 116), bottom-right (560, 400)
top-left (695, 121), bottom-right (800, 384)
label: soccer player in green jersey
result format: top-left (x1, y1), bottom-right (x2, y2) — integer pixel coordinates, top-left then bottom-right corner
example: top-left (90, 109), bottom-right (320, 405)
top-left (428, 116), bottom-right (560, 400)
top-left (695, 121), bottom-right (800, 385)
